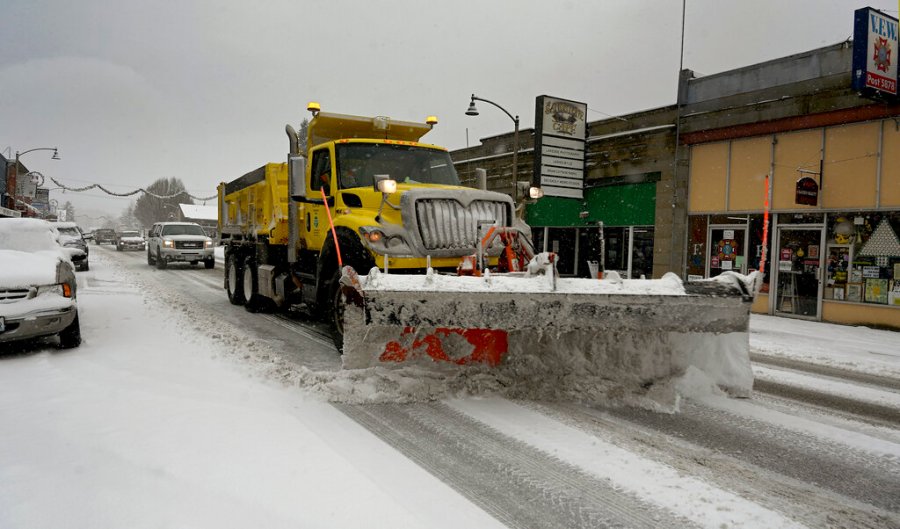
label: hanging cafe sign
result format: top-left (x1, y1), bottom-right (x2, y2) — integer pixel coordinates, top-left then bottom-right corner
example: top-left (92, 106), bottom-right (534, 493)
top-left (795, 176), bottom-right (819, 206)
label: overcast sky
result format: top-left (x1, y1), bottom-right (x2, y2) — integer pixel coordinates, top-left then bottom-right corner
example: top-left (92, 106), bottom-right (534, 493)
top-left (2, 0), bottom-right (896, 222)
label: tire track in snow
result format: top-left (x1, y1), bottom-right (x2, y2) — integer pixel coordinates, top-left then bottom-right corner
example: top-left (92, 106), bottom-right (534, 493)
top-left (533, 402), bottom-right (899, 529)
top-left (596, 401), bottom-right (900, 515)
top-left (335, 402), bottom-right (695, 529)
top-left (751, 352), bottom-right (900, 391)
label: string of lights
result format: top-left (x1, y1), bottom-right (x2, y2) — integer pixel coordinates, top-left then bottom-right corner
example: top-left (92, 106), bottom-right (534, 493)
top-left (48, 176), bottom-right (217, 201)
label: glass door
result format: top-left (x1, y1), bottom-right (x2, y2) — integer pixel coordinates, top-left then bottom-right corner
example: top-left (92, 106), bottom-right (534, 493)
top-left (707, 226), bottom-right (748, 277)
top-left (774, 227), bottom-right (824, 319)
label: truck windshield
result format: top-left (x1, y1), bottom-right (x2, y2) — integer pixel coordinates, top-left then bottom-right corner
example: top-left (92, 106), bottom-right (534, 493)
top-left (335, 143), bottom-right (460, 189)
top-left (161, 224), bottom-right (205, 236)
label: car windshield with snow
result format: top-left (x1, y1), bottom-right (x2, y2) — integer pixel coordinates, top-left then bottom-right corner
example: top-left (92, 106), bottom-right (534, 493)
top-left (0, 218), bottom-right (81, 348)
top-left (53, 222), bottom-right (89, 271)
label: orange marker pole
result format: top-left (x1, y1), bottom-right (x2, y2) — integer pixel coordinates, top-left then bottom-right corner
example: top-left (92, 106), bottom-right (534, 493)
top-left (759, 174), bottom-right (770, 277)
top-left (321, 188), bottom-right (342, 267)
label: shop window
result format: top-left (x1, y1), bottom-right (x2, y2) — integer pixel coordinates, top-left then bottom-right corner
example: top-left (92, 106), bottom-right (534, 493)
top-left (631, 228), bottom-right (654, 279)
top-left (748, 215), bottom-right (771, 292)
top-left (709, 227), bottom-right (745, 278)
top-left (825, 211), bottom-right (900, 306)
top-left (546, 228), bottom-right (577, 275)
top-left (578, 228), bottom-right (603, 278)
top-left (687, 215), bottom-right (708, 278)
top-left (603, 227), bottom-right (628, 275)
top-left (534, 225), bottom-right (655, 279)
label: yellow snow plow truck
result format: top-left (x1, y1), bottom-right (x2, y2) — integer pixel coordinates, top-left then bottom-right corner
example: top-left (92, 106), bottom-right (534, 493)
top-left (219, 103), bottom-right (758, 396)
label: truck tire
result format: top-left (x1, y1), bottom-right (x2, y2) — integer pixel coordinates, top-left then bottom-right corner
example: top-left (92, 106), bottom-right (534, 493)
top-left (156, 249), bottom-right (167, 269)
top-left (204, 258), bottom-right (215, 269)
top-left (242, 257), bottom-right (262, 313)
top-left (328, 268), bottom-right (345, 352)
top-left (225, 254), bottom-right (245, 305)
top-left (58, 313), bottom-right (82, 349)
top-left (147, 249), bottom-right (155, 265)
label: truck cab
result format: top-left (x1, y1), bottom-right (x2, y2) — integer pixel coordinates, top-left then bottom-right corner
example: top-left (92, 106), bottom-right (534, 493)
top-left (218, 105), bottom-right (515, 349)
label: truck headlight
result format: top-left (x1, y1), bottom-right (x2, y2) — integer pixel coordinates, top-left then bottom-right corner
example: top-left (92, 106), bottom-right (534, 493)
top-left (163, 239), bottom-right (174, 248)
top-left (204, 240), bottom-right (213, 248)
top-left (364, 230), bottom-right (384, 243)
top-left (374, 175), bottom-right (397, 194)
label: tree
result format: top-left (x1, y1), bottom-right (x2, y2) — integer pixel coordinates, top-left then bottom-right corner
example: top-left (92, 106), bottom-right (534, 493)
top-left (60, 201), bottom-right (76, 223)
top-left (133, 178), bottom-right (194, 227)
top-left (119, 203), bottom-right (140, 230)
top-left (297, 118), bottom-right (309, 151)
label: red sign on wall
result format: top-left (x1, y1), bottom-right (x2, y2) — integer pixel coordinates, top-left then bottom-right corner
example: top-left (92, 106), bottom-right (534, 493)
top-left (795, 177), bottom-right (819, 206)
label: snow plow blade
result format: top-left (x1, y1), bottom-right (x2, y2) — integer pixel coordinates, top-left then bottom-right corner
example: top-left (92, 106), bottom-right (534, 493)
top-left (340, 267), bottom-right (758, 396)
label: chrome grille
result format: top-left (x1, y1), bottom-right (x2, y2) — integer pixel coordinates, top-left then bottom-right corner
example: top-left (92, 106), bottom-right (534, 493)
top-left (415, 199), bottom-right (508, 251)
top-left (175, 241), bottom-right (204, 249)
top-left (0, 288), bottom-right (31, 303)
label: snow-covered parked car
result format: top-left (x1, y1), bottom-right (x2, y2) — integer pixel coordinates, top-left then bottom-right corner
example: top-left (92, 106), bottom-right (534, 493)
top-left (0, 218), bottom-right (82, 349)
top-left (116, 230), bottom-right (145, 251)
top-left (54, 221), bottom-right (90, 271)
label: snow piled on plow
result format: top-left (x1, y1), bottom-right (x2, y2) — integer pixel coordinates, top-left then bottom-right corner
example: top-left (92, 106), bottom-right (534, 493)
top-left (363, 267), bottom-right (691, 295)
top-left (331, 269), bottom-right (757, 411)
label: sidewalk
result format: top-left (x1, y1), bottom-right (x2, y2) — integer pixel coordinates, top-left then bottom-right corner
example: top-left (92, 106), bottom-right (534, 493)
top-left (749, 313), bottom-right (900, 379)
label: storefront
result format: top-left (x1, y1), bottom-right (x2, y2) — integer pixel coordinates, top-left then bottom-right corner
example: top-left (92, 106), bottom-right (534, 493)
top-left (686, 120), bottom-right (900, 328)
top-left (526, 175), bottom-right (657, 278)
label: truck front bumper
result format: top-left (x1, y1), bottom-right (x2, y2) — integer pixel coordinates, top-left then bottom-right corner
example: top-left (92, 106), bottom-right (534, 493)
top-left (160, 248), bottom-right (214, 262)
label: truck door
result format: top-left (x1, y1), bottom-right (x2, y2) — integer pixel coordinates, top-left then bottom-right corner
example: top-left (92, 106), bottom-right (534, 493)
top-left (304, 146), bottom-right (335, 252)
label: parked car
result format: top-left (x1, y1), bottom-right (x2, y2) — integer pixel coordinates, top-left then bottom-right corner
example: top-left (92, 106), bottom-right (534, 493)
top-left (116, 230), bottom-right (146, 251)
top-left (0, 218), bottom-right (81, 349)
top-left (147, 222), bottom-right (214, 269)
top-left (94, 228), bottom-right (117, 245)
top-left (53, 222), bottom-right (90, 271)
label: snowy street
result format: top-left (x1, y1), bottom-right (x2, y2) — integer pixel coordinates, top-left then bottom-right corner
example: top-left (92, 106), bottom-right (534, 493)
top-left (1, 245), bottom-right (899, 528)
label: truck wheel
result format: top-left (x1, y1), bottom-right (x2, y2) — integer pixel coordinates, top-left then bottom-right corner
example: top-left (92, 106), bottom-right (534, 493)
top-left (242, 257), bottom-right (262, 312)
top-left (147, 249), bottom-right (155, 265)
top-left (204, 258), bottom-right (214, 269)
top-left (225, 254), bottom-right (245, 305)
top-left (58, 313), bottom-right (82, 349)
top-left (156, 249), bottom-right (167, 269)
top-left (328, 268), bottom-right (345, 353)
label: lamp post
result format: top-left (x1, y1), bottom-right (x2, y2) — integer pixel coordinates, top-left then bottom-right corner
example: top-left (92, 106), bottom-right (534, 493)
top-left (9, 147), bottom-right (59, 213)
top-left (465, 94), bottom-right (520, 202)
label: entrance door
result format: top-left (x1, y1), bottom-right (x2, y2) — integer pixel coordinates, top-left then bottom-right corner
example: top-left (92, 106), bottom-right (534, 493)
top-left (774, 227), bottom-right (823, 319)
top-left (708, 226), bottom-right (747, 277)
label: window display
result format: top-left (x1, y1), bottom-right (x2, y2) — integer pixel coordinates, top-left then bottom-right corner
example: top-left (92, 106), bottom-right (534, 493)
top-left (827, 212), bottom-right (900, 307)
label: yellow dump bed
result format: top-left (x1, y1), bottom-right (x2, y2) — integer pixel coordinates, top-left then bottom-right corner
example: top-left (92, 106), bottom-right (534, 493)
top-left (218, 163), bottom-right (291, 244)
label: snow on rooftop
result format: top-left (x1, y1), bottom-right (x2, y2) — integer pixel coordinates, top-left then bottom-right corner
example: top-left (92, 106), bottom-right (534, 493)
top-left (178, 203), bottom-right (217, 220)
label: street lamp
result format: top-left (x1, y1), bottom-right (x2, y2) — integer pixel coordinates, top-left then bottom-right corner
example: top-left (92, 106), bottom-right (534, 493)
top-left (8, 147), bottom-right (59, 212)
top-left (465, 94), bottom-right (520, 202)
